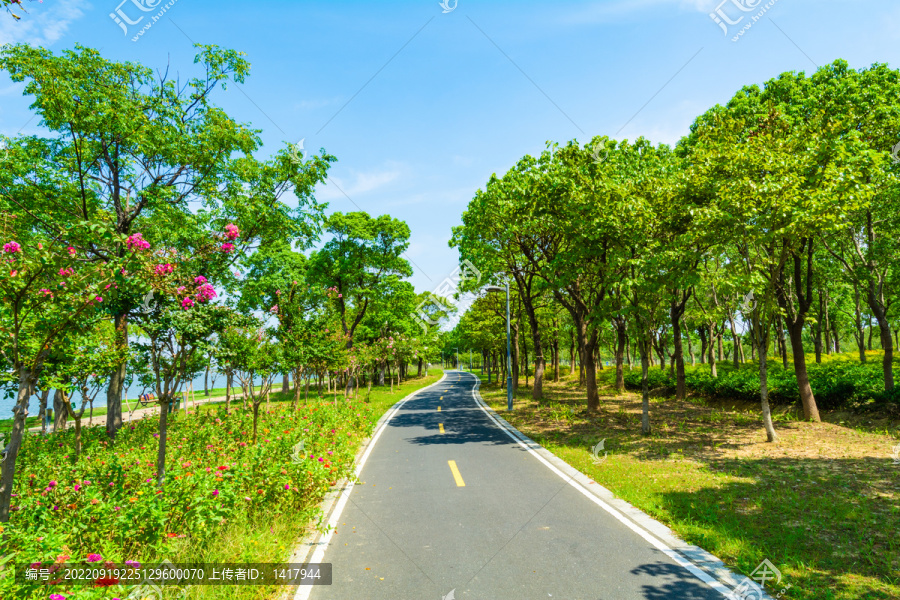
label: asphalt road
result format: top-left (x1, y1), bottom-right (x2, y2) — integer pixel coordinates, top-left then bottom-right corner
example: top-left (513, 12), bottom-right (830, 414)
top-left (306, 371), bottom-right (729, 600)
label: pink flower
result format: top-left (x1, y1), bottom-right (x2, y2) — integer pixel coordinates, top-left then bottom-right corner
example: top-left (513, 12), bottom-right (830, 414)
top-left (195, 283), bottom-right (217, 303)
top-left (224, 224), bottom-right (240, 240)
top-left (154, 263), bottom-right (174, 276)
top-left (125, 233), bottom-right (150, 251)
top-left (284, 484), bottom-right (290, 490)
top-left (2, 241), bottom-right (20, 253)
top-left (221, 242), bottom-right (235, 253)
top-left (269, 305), bottom-right (279, 314)
top-left (125, 560), bottom-right (140, 568)
top-left (194, 275), bottom-right (207, 285)
top-left (67, 246), bottom-right (76, 257)
top-left (87, 553), bottom-right (102, 562)
top-left (37, 243), bottom-right (43, 249)
top-left (95, 296), bottom-right (103, 303)
top-left (74, 484), bottom-right (81, 492)
top-left (212, 489), bottom-right (219, 497)
top-left (48, 480), bottom-right (57, 488)
top-left (50, 595), bottom-right (66, 600)
top-left (181, 297), bottom-right (194, 310)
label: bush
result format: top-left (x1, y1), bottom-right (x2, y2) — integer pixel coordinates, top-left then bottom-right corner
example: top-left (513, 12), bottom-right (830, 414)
top-left (622, 356), bottom-right (893, 411)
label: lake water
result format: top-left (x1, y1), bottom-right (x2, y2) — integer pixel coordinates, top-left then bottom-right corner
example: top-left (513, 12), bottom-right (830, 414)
top-left (0, 371), bottom-right (279, 421)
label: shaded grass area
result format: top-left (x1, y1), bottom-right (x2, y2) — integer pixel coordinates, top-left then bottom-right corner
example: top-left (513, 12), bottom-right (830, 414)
top-left (475, 369), bottom-right (900, 600)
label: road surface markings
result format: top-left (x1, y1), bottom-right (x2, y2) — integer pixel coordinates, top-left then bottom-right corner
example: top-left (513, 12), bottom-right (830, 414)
top-left (439, 423), bottom-right (445, 434)
top-left (437, 406), bottom-right (441, 411)
top-left (448, 460), bottom-right (465, 487)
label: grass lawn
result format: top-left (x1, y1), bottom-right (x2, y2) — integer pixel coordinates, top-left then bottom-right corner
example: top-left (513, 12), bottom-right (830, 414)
top-left (475, 366), bottom-right (900, 600)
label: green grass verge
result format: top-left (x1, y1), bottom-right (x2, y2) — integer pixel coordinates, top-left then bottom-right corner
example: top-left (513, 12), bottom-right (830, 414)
top-left (474, 370), bottom-right (900, 600)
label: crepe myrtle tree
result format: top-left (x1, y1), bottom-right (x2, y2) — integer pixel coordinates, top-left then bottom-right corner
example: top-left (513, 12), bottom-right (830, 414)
top-left (230, 324), bottom-right (284, 445)
top-left (132, 227), bottom-right (238, 488)
top-left (0, 222), bottom-right (152, 522)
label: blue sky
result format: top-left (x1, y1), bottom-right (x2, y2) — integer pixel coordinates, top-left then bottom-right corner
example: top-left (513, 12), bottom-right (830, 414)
top-left (1, 0), bottom-right (898, 296)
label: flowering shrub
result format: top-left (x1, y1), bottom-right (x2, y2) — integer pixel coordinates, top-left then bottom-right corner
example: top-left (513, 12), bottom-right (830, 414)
top-left (125, 233), bottom-right (151, 252)
top-left (154, 263), bottom-right (174, 276)
top-left (3, 240), bottom-right (21, 253)
top-left (0, 397), bottom-right (374, 599)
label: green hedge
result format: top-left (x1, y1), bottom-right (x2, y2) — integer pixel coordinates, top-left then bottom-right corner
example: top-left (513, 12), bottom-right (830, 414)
top-left (622, 358), bottom-right (896, 410)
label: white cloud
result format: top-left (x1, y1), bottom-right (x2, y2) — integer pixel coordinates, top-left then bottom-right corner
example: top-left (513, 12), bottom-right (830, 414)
top-left (316, 163), bottom-right (404, 202)
top-left (0, 0), bottom-right (88, 47)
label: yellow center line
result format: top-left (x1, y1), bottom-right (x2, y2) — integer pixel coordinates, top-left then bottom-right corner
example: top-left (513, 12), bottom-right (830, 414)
top-left (448, 460), bottom-right (465, 487)
top-left (437, 406), bottom-right (441, 411)
top-left (439, 423), bottom-right (445, 434)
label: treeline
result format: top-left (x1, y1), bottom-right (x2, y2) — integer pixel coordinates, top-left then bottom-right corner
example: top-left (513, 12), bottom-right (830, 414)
top-left (450, 59), bottom-right (900, 441)
top-left (0, 45), bottom-right (445, 522)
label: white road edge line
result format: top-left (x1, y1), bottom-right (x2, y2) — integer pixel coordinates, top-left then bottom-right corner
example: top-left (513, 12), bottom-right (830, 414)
top-left (467, 372), bottom-right (759, 600)
top-left (292, 372), bottom-right (450, 600)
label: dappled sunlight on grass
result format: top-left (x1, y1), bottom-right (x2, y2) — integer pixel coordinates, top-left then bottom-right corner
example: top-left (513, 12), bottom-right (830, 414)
top-left (475, 371), bottom-right (900, 600)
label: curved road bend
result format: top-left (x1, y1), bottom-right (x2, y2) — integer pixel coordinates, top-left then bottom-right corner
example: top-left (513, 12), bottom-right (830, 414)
top-left (305, 370), bottom-right (729, 600)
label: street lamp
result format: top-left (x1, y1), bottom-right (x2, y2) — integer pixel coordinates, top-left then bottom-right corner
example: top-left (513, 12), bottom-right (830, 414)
top-left (485, 282), bottom-right (513, 411)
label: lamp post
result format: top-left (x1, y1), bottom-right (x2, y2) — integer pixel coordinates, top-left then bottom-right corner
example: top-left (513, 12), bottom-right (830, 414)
top-left (485, 282), bottom-right (513, 411)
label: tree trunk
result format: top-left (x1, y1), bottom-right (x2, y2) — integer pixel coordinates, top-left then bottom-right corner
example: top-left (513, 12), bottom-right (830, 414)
top-left (728, 314), bottom-right (743, 368)
top-left (613, 316), bottom-right (627, 393)
top-left (282, 372), bottom-right (290, 393)
top-left (698, 327), bottom-right (707, 364)
top-left (786, 317), bottom-right (821, 421)
top-left (512, 324), bottom-right (520, 390)
top-left (105, 313), bottom-right (129, 440)
top-left (568, 331), bottom-right (576, 376)
top-left (639, 332), bottom-right (651, 435)
top-left (684, 320), bottom-right (695, 366)
top-left (38, 388), bottom-right (50, 436)
top-left (671, 307), bottom-right (686, 400)
top-left (758, 345), bottom-right (778, 443)
top-left (584, 328), bottom-right (601, 411)
top-left (53, 388), bottom-right (67, 432)
top-left (204, 364), bottom-right (210, 396)
top-left (0, 367), bottom-right (38, 522)
top-left (156, 397), bottom-right (171, 488)
top-left (708, 323), bottom-right (717, 378)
